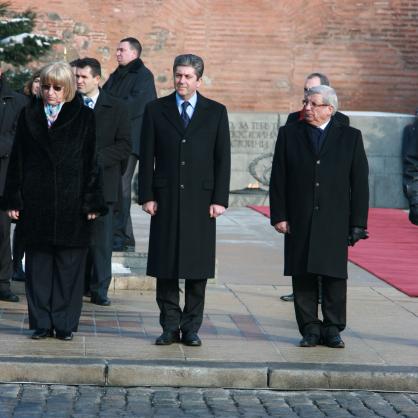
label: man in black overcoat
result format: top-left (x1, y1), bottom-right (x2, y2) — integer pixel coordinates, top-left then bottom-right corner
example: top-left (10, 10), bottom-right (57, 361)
top-left (103, 37), bottom-right (157, 252)
top-left (76, 58), bottom-right (131, 306)
top-left (269, 85), bottom-right (369, 348)
top-left (0, 70), bottom-right (27, 302)
top-left (139, 54), bottom-right (231, 346)
top-left (281, 72), bottom-right (350, 303)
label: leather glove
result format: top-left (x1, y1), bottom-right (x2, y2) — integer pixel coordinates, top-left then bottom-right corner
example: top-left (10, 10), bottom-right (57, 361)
top-left (409, 205), bottom-right (418, 225)
top-left (348, 227), bottom-right (369, 246)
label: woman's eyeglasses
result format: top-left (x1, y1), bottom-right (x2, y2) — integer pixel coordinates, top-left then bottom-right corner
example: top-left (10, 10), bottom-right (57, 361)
top-left (42, 84), bottom-right (63, 92)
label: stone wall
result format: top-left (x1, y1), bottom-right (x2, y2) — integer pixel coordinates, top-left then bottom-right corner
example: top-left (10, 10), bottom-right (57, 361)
top-left (228, 112), bottom-right (415, 208)
top-left (9, 0), bottom-right (418, 115)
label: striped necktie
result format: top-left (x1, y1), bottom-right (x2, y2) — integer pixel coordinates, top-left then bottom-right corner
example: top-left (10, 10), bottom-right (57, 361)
top-left (181, 101), bottom-right (190, 128)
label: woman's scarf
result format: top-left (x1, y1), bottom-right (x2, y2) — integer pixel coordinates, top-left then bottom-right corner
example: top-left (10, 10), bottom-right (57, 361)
top-left (44, 103), bottom-right (64, 128)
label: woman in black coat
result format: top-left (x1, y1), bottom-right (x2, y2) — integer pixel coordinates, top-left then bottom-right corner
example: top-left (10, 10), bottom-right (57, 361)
top-left (1, 62), bottom-right (107, 341)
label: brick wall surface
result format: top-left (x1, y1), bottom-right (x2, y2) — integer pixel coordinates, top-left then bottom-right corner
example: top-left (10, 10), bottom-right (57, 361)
top-left (9, 0), bottom-right (418, 114)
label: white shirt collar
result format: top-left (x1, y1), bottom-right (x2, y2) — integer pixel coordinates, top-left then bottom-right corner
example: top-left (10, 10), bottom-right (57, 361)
top-left (176, 92), bottom-right (197, 109)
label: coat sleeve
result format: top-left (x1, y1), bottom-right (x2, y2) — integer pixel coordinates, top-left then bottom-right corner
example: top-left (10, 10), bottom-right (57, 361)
top-left (138, 103), bottom-right (156, 204)
top-left (403, 123), bottom-right (418, 205)
top-left (212, 105), bottom-right (231, 207)
top-left (0, 110), bottom-right (25, 210)
top-left (349, 131), bottom-right (369, 228)
top-left (97, 101), bottom-right (132, 168)
top-left (81, 111), bottom-right (108, 216)
top-left (269, 127), bottom-right (288, 226)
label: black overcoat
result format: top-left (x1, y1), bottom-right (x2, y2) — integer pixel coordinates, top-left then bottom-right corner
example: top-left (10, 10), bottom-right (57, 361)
top-left (139, 92), bottom-right (231, 279)
top-left (94, 90), bottom-right (131, 203)
top-left (269, 119), bottom-right (369, 279)
top-left (0, 81), bottom-right (28, 196)
top-left (103, 58), bottom-right (156, 157)
top-left (1, 96), bottom-right (108, 247)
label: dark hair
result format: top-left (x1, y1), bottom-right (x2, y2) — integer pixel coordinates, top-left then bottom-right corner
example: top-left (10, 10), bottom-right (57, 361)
top-left (23, 69), bottom-right (41, 97)
top-left (120, 37), bottom-right (142, 57)
top-left (173, 54), bottom-right (204, 79)
top-left (307, 72), bottom-right (330, 86)
top-left (69, 58), bottom-right (81, 68)
top-left (76, 57), bottom-right (102, 77)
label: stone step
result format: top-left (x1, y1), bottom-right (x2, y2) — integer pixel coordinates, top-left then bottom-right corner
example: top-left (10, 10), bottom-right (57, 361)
top-left (110, 251), bottom-right (216, 290)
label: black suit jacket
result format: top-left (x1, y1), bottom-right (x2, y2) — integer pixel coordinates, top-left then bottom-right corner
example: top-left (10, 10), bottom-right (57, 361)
top-left (139, 92), bottom-right (231, 279)
top-left (94, 90), bottom-right (132, 203)
top-left (286, 110), bottom-right (350, 126)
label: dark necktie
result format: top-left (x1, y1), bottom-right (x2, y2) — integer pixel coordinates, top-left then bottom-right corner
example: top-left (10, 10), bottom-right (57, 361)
top-left (83, 96), bottom-right (94, 109)
top-left (181, 101), bottom-right (190, 128)
top-left (310, 126), bottom-right (324, 154)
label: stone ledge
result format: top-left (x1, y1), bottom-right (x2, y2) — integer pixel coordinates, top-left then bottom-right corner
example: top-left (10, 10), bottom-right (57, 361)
top-left (268, 363), bottom-right (418, 391)
top-left (0, 357), bottom-right (106, 385)
top-left (107, 360), bottom-right (268, 388)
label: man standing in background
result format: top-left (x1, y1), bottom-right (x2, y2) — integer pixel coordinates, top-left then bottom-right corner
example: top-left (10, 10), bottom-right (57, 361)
top-left (103, 37), bottom-right (157, 252)
top-left (76, 58), bottom-right (131, 306)
top-left (0, 68), bottom-right (27, 302)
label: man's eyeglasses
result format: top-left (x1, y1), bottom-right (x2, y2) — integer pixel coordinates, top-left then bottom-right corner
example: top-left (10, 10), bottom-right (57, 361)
top-left (42, 84), bottom-right (63, 92)
top-left (302, 99), bottom-right (329, 108)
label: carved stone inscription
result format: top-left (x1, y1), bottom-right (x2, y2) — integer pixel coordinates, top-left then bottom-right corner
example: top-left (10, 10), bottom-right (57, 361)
top-left (228, 113), bottom-right (280, 190)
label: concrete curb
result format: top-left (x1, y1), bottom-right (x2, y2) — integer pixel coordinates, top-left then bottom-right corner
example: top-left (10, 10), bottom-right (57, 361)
top-left (107, 360), bottom-right (267, 388)
top-left (0, 358), bottom-right (106, 385)
top-left (0, 358), bottom-right (417, 391)
top-left (268, 363), bottom-right (418, 392)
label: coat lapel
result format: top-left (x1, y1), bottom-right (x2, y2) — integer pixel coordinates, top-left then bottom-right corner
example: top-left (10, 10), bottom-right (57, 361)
top-left (295, 121), bottom-right (316, 156)
top-left (319, 118), bottom-right (343, 156)
top-left (186, 92), bottom-right (211, 134)
top-left (161, 92), bottom-right (185, 135)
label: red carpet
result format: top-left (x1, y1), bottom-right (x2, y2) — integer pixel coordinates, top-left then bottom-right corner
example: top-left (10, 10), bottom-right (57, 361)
top-left (248, 205), bottom-right (418, 297)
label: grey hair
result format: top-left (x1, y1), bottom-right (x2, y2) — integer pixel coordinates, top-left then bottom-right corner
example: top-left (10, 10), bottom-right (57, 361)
top-left (173, 54), bottom-right (204, 79)
top-left (307, 85), bottom-right (338, 115)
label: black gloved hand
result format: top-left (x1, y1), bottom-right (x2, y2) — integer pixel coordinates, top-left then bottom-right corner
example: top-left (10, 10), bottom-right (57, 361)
top-left (348, 227), bottom-right (369, 246)
top-left (409, 205), bottom-right (418, 225)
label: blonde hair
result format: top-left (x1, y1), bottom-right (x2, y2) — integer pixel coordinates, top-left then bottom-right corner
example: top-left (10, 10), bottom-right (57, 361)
top-left (40, 62), bottom-right (76, 102)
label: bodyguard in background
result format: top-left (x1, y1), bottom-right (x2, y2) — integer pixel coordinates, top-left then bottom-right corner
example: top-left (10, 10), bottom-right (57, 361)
top-left (0, 68), bottom-right (27, 302)
top-left (103, 37), bottom-right (157, 252)
top-left (76, 58), bottom-right (131, 306)
top-left (139, 54), bottom-right (231, 347)
top-left (270, 85), bottom-right (369, 349)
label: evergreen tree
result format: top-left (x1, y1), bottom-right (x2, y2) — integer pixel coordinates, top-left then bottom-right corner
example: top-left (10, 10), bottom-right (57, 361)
top-left (0, 1), bottom-right (58, 90)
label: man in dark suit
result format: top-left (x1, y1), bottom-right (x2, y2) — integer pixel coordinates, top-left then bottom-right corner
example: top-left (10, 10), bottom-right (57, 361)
top-left (280, 72), bottom-right (350, 303)
top-left (0, 70), bottom-right (27, 302)
top-left (76, 58), bottom-right (131, 306)
top-left (139, 54), bottom-right (231, 347)
top-left (269, 85), bottom-right (369, 348)
top-left (103, 37), bottom-right (157, 252)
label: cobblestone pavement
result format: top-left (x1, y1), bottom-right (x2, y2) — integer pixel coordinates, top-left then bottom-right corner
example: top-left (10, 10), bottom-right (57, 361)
top-left (1, 384), bottom-right (418, 417)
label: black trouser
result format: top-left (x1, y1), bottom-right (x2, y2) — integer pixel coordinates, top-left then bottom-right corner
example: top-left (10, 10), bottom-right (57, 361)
top-left (292, 273), bottom-right (346, 338)
top-left (25, 245), bottom-right (88, 333)
top-left (0, 210), bottom-right (12, 292)
top-left (113, 155), bottom-right (137, 248)
top-left (12, 222), bottom-right (25, 272)
top-left (86, 204), bottom-right (113, 299)
top-left (156, 278), bottom-right (207, 334)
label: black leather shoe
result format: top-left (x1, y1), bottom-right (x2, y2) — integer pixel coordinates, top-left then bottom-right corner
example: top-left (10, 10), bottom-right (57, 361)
top-left (280, 293), bottom-right (294, 302)
top-left (181, 332), bottom-right (202, 347)
top-left (56, 331), bottom-right (73, 341)
top-left (155, 330), bottom-right (180, 345)
top-left (324, 334), bottom-right (345, 348)
top-left (299, 334), bottom-right (321, 347)
top-left (91, 295), bottom-right (111, 306)
top-left (31, 329), bottom-right (53, 340)
top-left (0, 290), bottom-right (19, 302)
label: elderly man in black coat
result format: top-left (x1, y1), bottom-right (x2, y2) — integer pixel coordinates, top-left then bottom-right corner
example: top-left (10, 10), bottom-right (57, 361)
top-left (103, 37), bottom-right (157, 252)
top-left (139, 54), bottom-right (231, 347)
top-left (270, 85), bottom-right (369, 348)
top-left (0, 70), bottom-right (28, 302)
